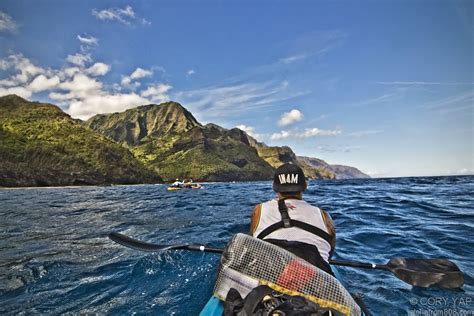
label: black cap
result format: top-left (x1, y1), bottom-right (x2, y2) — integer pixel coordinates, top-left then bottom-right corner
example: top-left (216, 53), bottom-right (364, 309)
top-left (272, 163), bottom-right (307, 193)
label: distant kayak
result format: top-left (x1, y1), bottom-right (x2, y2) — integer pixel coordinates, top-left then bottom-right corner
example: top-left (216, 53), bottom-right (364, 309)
top-left (167, 184), bottom-right (203, 190)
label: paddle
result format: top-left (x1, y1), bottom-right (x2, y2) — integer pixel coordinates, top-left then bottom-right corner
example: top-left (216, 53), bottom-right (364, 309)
top-left (108, 232), bottom-right (464, 289)
top-left (109, 232), bottom-right (223, 253)
top-left (329, 258), bottom-right (464, 289)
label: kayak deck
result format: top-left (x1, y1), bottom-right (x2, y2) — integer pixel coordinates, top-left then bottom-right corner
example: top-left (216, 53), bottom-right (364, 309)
top-left (199, 266), bottom-right (365, 316)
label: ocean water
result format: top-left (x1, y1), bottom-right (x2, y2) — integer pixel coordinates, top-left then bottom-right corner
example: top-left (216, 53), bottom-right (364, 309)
top-left (0, 176), bottom-right (473, 315)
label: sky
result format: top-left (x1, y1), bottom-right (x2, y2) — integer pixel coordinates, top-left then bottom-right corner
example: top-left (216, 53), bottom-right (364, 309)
top-left (0, 0), bottom-right (472, 178)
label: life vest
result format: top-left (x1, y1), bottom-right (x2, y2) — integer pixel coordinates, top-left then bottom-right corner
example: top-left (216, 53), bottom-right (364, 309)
top-left (252, 198), bottom-right (334, 262)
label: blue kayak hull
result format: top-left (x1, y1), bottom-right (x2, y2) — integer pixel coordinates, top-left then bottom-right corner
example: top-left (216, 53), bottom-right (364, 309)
top-left (199, 296), bottom-right (224, 316)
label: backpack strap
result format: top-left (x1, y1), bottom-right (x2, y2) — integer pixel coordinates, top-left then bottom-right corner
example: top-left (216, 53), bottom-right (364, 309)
top-left (256, 199), bottom-right (333, 246)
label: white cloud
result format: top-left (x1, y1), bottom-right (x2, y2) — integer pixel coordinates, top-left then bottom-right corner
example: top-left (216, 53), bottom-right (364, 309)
top-left (0, 11), bottom-right (17, 33)
top-left (377, 81), bottom-right (474, 86)
top-left (28, 75), bottom-right (60, 92)
top-left (140, 18), bottom-right (151, 26)
top-left (0, 55), bottom-right (49, 98)
top-left (0, 52), bottom-right (170, 120)
top-left (92, 5), bottom-right (150, 26)
top-left (51, 74), bottom-right (103, 101)
top-left (235, 124), bottom-right (265, 140)
top-left (66, 53), bottom-right (92, 67)
top-left (178, 80), bottom-right (304, 121)
top-left (77, 35), bottom-right (98, 46)
top-left (140, 83), bottom-right (172, 103)
top-left (316, 145), bottom-right (362, 153)
top-left (187, 69), bottom-right (195, 76)
top-left (48, 92), bottom-right (75, 102)
top-left (236, 125), bottom-right (254, 135)
top-left (49, 70), bottom-right (168, 119)
top-left (0, 79), bottom-right (18, 87)
top-left (270, 127), bottom-right (341, 140)
top-left (60, 67), bottom-right (80, 79)
top-left (278, 109), bottom-right (303, 126)
top-left (120, 76), bottom-right (137, 88)
top-left (270, 130), bottom-right (291, 140)
top-left (68, 93), bottom-right (150, 120)
top-left (422, 90), bottom-right (474, 114)
top-left (348, 130), bottom-right (383, 138)
top-left (350, 93), bottom-right (400, 107)
top-left (279, 54), bottom-right (307, 64)
top-left (301, 127), bottom-right (340, 137)
top-left (0, 60), bottom-right (10, 70)
top-left (130, 67), bottom-right (152, 79)
top-left (0, 86), bottom-right (32, 99)
top-left (121, 67), bottom-right (153, 88)
top-left (86, 62), bottom-right (110, 76)
top-left (0, 54), bottom-right (46, 85)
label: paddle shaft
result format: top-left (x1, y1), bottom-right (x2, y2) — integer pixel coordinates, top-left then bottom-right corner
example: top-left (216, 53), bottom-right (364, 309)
top-left (329, 259), bottom-right (389, 271)
top-left (110, 232), bottom-right (385, 268)
top-left (108, 232), bottom-right (463, 289)
top-left (186, 246), bottom-right (390, 270)
top-left (185, 245), bottom-right (223, 253)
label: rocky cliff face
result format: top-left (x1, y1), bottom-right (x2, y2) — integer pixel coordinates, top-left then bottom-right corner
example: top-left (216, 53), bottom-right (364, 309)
top-left (297, 156), bottom-right (369, 179)
top-left (0, 95), bottom-right (161, 187)
top-left (86, 103), bottom-right (275, 182)
top-left (328, 164), bottom-right (370, 179)
top-left (245, 139), bottom-right (336, 179)
top-left (1, 94), bottom-right (368, 186)
top-left (85, 102), bottom-right (201, 146)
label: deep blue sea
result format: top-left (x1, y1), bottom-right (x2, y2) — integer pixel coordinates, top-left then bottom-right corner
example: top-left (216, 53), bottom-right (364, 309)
top-left (1, 176), bottom-right (473, 315)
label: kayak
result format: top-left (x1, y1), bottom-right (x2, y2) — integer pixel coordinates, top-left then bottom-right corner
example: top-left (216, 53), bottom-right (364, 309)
top-left (199, 267), bottom-right (360, 316)
top-left (199, 234), bottom-right (363, 316)
top-left (167, 184), bottom-right (203, 190)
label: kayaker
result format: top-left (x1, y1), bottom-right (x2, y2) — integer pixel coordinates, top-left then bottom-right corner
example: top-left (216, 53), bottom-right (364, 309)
top-left (182, 178), bottom-right (193, 188)
top-left (170, 178), bottom-right (183, 188)
top-left (250, 163), bottom-right (336, 275)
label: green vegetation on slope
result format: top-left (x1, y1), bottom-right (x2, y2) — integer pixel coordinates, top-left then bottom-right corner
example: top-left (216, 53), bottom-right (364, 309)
top-left (251, 142), bottom-right (336, 180)
top-left (0, 95), bottom-right (161, 187)
top-left (86, 104), bottom-right (275, 182)
top-left (297, 156), bottom-right (369, 179)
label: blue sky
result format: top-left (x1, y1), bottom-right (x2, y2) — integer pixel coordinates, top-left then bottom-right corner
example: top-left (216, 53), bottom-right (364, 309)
top-left (0, 0), bottom-right (472, 177)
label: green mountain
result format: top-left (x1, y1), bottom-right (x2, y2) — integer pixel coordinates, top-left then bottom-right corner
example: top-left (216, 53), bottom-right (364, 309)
top-left (85, 102), bottom-right (275, 181)
top-left (250, 142), bottom-right (336, 179)
top-left (0, 95), bottom-right (368, 186)
top-left (327, 164), bottom-right (370, 179)
top-left (0, 95), bottom-right (161, 187)
top-left (297, 156), bottom-right (370, 179)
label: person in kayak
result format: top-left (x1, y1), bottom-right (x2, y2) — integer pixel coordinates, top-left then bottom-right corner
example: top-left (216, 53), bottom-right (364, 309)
top-left (250, 163), bottom-right (336, 275)
top-left (170, 178), bottom-right (183, 188)
top-left (182, 178), bottom-right (193, 188)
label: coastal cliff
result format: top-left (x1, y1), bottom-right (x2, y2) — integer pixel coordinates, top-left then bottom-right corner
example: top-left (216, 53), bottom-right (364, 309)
top-left (0, 95), bottom-right (161, 187)
top-left (0, 95), bottom-right (369, 186)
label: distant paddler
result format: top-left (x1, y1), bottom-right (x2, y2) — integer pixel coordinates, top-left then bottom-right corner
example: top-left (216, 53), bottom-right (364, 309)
top-left (168, 178), bottom-right (203, 190)
top-left (170, 178), bottom-right (183, 188)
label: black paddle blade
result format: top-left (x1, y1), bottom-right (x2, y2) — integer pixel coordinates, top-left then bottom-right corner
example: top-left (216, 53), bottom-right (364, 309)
top-left (387, 257), bottom-right (464, 289)
top-left (108, 232), bottom-right (188, 252)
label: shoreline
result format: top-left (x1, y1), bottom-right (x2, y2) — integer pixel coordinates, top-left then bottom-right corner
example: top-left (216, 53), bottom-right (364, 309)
top-left (0, 174), bottom-right (472, 190)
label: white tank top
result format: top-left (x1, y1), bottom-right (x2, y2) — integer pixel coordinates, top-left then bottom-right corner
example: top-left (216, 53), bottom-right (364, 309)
top-left (252, 199), bottom-right (332, 262)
